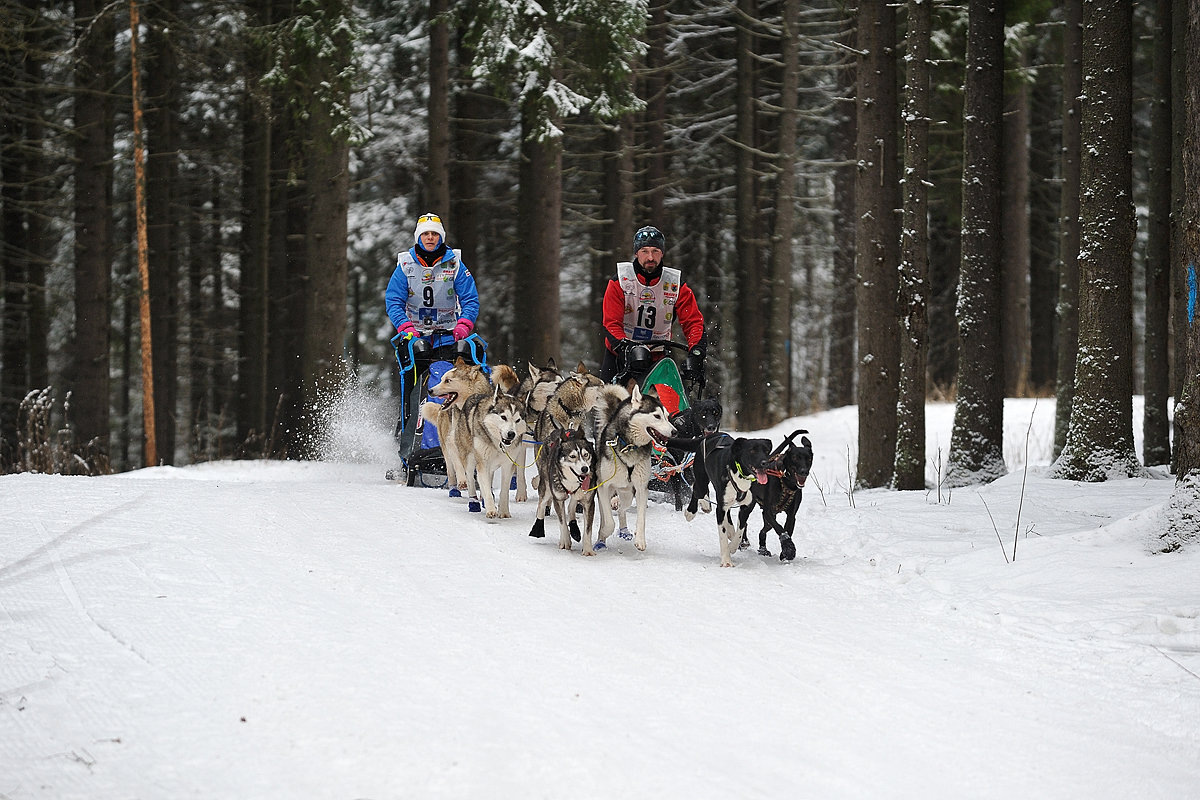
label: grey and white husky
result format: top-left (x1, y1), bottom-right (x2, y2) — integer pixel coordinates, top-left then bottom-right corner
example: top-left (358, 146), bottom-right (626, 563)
top-left (589, 384), bottom-right (676, 556)
top-left (528, 424), bottom-right (597, 550)
top-left (457, 384), bottom-right (529, 519)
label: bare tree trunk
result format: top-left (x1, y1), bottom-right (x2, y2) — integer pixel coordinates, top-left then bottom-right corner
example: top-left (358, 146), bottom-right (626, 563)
top-left (854, 1), bottom-right (900, 488)
top-left (827, 24), bottom-right (856, 411)
top-left (1028, 29), bottom-right (1060, 394)
top-left (1054, 0), bottom-right (1083, 458)
top-left (131, 0), bottom-right (157, 466)
top-left (641, 0), bottom-right (669, 224)
top-left (894, 0), bottom-right (932, 491)
top-left (1159, 0), bottom-right (1199, 546)
top-left (513, 97), bottom-right (562, 365)
top-left (1051, 0), bottom-right (1138, 481)
top-left (1172, 0), bottom-right (1189, 470)
top-left (947, 0), bottom-right (1006, 487)
top-left (145, 0), bottom-right (179, 464)
top-left (426, 0), bottom-right (450, 215)
top-left (766, 0), bottom-right (799, 423)
top-left (71, 0), bottom-right (115, 459)
top-left (237, 0), bottom-right (271, 446)
top-left (735, 0), bottom-right (767, 429)
top-left (1143, 0), bottom-right (1173, 467)
top-left (1001, 45), bottom-right (1031, 396)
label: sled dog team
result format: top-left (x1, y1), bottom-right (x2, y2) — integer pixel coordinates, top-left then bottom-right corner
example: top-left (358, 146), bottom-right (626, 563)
top-left (418, 357), bottom-right (813, 567)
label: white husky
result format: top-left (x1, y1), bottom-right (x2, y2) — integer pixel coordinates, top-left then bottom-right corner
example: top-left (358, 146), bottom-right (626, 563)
top-left (589, 385), bottom-right (675, 556)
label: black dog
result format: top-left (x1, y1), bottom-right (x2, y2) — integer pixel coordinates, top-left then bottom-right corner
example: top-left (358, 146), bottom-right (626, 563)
top-left (660, 396), bottom-right (724, 510)
top-left (738, 430), bottom-right (813, 561)
top-left (672, 432), bottom-right (772, 567)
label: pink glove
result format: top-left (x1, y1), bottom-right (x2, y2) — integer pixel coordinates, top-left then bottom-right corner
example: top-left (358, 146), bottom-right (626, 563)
top-left (397, 321), bottom-right (417, 339)
top-left (452, 319), bottom-right (474, 340)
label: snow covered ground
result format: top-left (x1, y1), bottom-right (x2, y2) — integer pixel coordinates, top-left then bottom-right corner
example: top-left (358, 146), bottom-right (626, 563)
top-left (2, 397), bottom-right (1198, 799)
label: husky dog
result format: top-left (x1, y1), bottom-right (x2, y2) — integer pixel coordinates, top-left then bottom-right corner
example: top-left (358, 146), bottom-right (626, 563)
top-left (457, 383), bottom-right (528, 519)
top-left (674, 432), bottom-right (772, 567)
top-left (738, 430), bottom-right (813, 561)
top-left (590, 385), bottom-right (676, 556)
top-left (535, 362), bottom-right (604, 443)
top-left (515, 360), bottom-right (563, 497)
top-left (528, 424), bottom-right (597, 550)
top-left (422, 358), bottom-right (492, 493)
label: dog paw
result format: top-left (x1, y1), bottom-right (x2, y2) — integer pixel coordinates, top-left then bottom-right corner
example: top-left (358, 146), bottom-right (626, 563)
top-left (684, 510), bottom-right (696, 522)
top-left (448, 488), bottom-right (462, 498)
top-left (468, 500), bottom-right (482, 513)
top-left (593, 541), bottom-right (606, 551)
top-left (758, 547), bottom-right (772, 557)
top-left (698, 498), bottom-right (712, 514)
top-left (618, 527), bottom-right (632, 541)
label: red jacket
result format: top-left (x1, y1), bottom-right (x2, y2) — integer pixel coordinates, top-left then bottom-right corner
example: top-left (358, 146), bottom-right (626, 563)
top-left (602, 267), bottom-right (705, 352)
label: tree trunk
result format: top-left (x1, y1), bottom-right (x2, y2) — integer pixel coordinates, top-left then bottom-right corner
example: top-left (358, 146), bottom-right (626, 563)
top-left (513, 96), bottom-right (562, 365)
top-left (1054, 0), bottom-right (1083, 458)
top-left (71, 0), bottom-right (114, 458)
top-left (426, 0), bottom-right (451, 215)
top-left (827, 23), bottom-right (856, 411)
top-left (735, 0), bottom-right (767, 429)
top-left (1172, 0), bottom-right (1189, 470)
top-left (237, 0), bottom-right (272, 447)
top-left (1027, 28), bottom-right (1060, 394)
top-left (854, 1), bottom-right (900, 488)
top-left (766, 0), bottom-right (799, 423)
top-left (1001, 46), bottom-right (1031, 397)
top-left (894, 0), bottom-right (932, 492)
top-left (1161, 0), bottom-right (1199, 545)
top-left (145, 0), bottom-right (179, 464)
top-left (1142, 0), bottom-right (1172, 467)
top-left (947, 0), bottom-right (1006, 487)
top-left (1051, 0), bottom-right (1139, 481)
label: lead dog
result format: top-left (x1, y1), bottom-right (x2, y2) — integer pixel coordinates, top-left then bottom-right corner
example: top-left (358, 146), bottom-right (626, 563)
top-left (738, 430), bottom-right (813, 561)
top-left (528, 424), bottom-right (597, 550)
top-left (674, 432), bottom-right (772, 567)
top-left (590, 385), bottom-right (675, 556)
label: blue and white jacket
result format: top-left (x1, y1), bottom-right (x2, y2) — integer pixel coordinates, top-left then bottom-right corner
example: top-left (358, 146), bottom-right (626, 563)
top-left (385, 245), bottom-right (480, 349)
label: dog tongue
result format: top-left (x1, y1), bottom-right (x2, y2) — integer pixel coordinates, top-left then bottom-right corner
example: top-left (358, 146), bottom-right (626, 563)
top-left (756, 469), bottom-right (768, 484)
top-left (581, 475), bottom-right (591, 491)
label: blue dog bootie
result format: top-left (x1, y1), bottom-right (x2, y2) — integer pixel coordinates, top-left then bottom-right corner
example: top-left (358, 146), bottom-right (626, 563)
top-left (467, 499), bottom-right (481, 513)
top-left (617, 526), bottom-right (633, 541)
top-left (448, 487), bottom-right (462, 498)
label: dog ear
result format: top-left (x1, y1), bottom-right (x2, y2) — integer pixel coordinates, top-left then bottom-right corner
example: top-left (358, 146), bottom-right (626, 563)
top-left (801, 436), bottom-right (812, 449)
top-left (547, 356), bottom-right (557, 370)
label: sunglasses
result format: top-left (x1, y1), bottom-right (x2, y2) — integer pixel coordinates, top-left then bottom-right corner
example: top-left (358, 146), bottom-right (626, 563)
top-left (418, 213), bottom-right (442, 224)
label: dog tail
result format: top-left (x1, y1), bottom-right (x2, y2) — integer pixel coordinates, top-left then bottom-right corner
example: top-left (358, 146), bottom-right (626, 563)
top-left (771, 428), bottom-right (810, 457)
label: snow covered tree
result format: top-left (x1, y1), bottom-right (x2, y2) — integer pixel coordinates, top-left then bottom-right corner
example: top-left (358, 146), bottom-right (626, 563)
top-left (854, 1), bottom-right (901, 489)
top-left (946, 0), bottom-right (1005, 488)
top-left (894, 0), bottom-right (933, 492)
top-left (467, 0), bottom-right (646, 364)
top-left (1050, 0), bottom-right (1139, 482)
top-left (1162, 0), bottom-right (1199, 547)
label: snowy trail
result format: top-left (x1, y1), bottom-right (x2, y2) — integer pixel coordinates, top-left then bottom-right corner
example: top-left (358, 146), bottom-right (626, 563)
top-left (3, 401), bottom-right (1200, 798)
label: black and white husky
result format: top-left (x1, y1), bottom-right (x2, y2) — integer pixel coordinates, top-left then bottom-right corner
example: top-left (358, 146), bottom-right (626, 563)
top-left (590, 385), bottom-right (676, 556)
top-left (528, 425), bottom-right (597, 550)
top-left (457, 384), bottom-right (528, 519)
